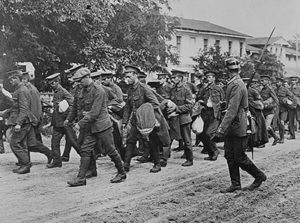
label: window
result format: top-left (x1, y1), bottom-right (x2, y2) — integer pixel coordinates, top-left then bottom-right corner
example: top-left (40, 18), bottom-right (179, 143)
top-left (275, 48), bottom-right (278, 54)
top-left (190, 37), bottom-right (196, 45)
top-left (204, 39), bottom-right (208, 50)
top-left (215, 39), bottom-right (220, 48)
top-left (240, 42), bottom-right (244, 57)
top-left (176, 36), bottom-right (182, 53)
top-left (228, 41), bottom-right (232, 55)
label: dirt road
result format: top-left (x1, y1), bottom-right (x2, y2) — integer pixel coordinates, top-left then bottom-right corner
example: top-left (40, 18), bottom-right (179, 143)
top-left (1, 136), bottom-right (300, 223)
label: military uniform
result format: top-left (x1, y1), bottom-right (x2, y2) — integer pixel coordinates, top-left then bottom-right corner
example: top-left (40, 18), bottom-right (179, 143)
top-left (288, 83), bottom-right (300, 139)
top-left (217, 73), bottom-right (266, 192)
top-left (0, 88), bottom-right (13, 153)
top-left (260, 80), bottom-right (280, 145)
top-left (169, 79), bottom-right (194, 165)
top-left (122, 81), bottom-right (161, 171)
top-left (47, 78), bottom-right (80, 167)
top-left (276, 82), bottom-right (294, 141)
top-left (197, 80), bottom-right (224, 160)
top-left (67, 68), bottom-right (125, 186)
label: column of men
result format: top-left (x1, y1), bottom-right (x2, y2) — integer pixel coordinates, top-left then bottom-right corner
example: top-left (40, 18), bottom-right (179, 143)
top-left (4, 60), bottom-right (300, 191)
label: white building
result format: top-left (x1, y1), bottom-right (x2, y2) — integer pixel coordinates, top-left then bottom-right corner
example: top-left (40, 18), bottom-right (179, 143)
top-left (246, 36), bottom-right (300, 77)
top-left (167, 17), bottom-right (251, 72)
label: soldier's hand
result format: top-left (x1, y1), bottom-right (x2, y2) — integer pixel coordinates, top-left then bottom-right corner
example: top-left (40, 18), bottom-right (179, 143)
top-left (14, 124), bottom-right (21, 132)
top-left (74, 123), bottom-right (80, 131)
top-left (64, 120), bottom-right (69, 126)
top-left (211, 131), bottom-right (224, 142)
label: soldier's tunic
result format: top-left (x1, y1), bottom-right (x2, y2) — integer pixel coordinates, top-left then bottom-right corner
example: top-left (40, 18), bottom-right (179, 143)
top-left (197, 82), bottom-right (224, 157)
top-left (67, 81), bottom-right (123, 175)
top-left (0, 90), bottom-right (13, 153)
top-left (50, 84), bottom-right (79, 164)
top-left (260, 85), bottom-right (279, 129)
top-left (276, 85), bottom-right (293, 140)
top-left (122, 81), bottom-right (163, 167)
top-left (217, 74), bottom-right (265, 188)
top-left (157, 83), bottom-right (172, 99)
top-left (169, 82), bottom-right (194, 162)
top-left (288, 84), bottom-right (300, 138)
top-left (8, 83), bottom-right (47, 166)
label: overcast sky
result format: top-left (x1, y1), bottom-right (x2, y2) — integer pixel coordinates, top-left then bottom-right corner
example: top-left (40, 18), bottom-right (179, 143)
top-left (168, 0), bottom-right (300, 40)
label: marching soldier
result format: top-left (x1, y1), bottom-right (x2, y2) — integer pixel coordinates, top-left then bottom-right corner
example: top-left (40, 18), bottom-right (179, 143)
top-left (65, 68), bottom-right (126, 186)
top-left (288, 76), bottom-right (300, 139)
top-left (197, 70), bottom-right (224, 161)
top-left (122, 65), bottom-right (163, 173)
top-left (214, 58), bottom-right (266, 193)
top-left (7, 70), bottom-right (51, 174)
top-left (168, 69), bottom-right (194, 166)
top-left (0, 80), bottom-right (13, 153)
top-left (45, 73), bottom-right (80, 168)
top-left (260, 75), bottom-right (280, 145)
top-left (275, 77), bottom-right (294, 143)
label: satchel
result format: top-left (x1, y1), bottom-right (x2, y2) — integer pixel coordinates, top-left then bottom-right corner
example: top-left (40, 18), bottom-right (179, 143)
top-left (191, 115), bottom-right (204, 135)
top-left (247, 113), bottom-right (257, 135)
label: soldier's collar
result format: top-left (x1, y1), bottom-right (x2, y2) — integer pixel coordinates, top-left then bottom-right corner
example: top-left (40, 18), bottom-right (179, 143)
top-left (227, 74), bottom-right (240, 85)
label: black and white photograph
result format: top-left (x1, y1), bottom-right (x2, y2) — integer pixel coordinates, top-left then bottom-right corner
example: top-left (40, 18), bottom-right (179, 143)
top-left (1, 0), bottom-right (300, 222)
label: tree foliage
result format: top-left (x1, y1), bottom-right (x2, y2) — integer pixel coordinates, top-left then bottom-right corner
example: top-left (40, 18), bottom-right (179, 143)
top-left (0, 0), bottom-right (178, 87)
top-left (192, 46), bottom-right (284, 80)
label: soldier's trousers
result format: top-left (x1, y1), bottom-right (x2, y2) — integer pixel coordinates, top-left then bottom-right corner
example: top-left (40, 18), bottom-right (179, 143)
top-left (180, 123), bottom-right (193, 161)
top-left (198, 116), bottom-right (219, 157)
top-left (124, 124), bottom-right (160, 165)
top-left (288, 108), bottom-right (300, 138)
top-left (51, 126), bottom-right (79, 164)
top-left (224, 136), bottom-right (265, 186)
top-left (79, 127), bottom-right (123, 176)
top-left (0, 120), bottom-right (6, 153)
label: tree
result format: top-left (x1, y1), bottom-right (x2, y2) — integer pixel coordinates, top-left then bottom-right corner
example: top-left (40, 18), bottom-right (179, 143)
top-left (0, 0), bottom-right (178, 88)
top-left (192, 47), bottom-right (229, 79)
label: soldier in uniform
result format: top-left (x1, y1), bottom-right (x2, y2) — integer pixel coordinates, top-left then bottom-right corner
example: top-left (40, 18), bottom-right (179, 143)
top-left (122, 65), bottom-right (164, 173)
top-left (168, 69), bottom-right (194, 166)
top-left (288, 76), bottom-right (300, 139)
top-left (275, 77), bottom-right (294, 143)
top-left (45, 73), bottom-right (80, 168)
top-left (0, 80), bottom-right (13, 153)
top-left (7, 70), bottom-right (51, 173)
top-left (156, 73), bottom-right (172, 99)
top-left (260, 75), bottom-right (280, 145)
top-left (101, 71), bottom-right (124, 103)
top-left (197, 70), bottom-right (224, 161)
top-left (66, 68), bottom-right (126, 186)
top-left (214, 58), bottom-right (266, 193)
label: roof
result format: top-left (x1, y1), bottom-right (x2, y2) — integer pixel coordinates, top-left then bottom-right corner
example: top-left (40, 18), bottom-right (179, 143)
top-left (247, 36), bottom-right (290, 46)
top-left (176, 17), bottom-right (251, 38)
top-left (246, 45), bottom-right (261, 52)
top-left (285, 47), bottom-right (300, 57)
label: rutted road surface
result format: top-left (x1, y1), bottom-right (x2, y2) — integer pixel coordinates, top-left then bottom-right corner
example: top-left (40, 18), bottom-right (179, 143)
top-left (1, 136), bottom-right (300, 223)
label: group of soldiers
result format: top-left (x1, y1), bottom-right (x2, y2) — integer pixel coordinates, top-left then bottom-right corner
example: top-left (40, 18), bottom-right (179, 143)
top-left (2, 57), bottom-right (299, 192)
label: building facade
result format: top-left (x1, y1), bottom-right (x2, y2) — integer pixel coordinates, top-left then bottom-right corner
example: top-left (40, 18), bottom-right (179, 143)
top-left (167, 18), bottom-right (251, 72)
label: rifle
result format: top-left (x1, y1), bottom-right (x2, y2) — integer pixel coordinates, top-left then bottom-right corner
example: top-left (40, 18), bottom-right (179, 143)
top-left (246, 27), bottom-right (276, 89)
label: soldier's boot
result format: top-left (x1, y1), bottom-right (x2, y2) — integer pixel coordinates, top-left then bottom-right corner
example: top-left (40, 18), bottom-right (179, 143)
top-left (14, 164), bottom-right (31, 174)
top-left (182, 148), bottom-right (193, 167)
top-left (160, 146), bottom-right (170, 167)
top-left (239, 157), bottom-right (267, 191)
top-left (110, 153), bottom-right (126, 183)
top-left (67, 157), bottom-right (90, 187)
top-left (268, 128), bottom-right (280, 146)
top-left (0, 139), bottom-right (4, 154)
top-left (85, 157), bottom-right (97, 178)
top-left (123, 143), bottom-right (135, 172)
top-left (220, 160), bottom-right (241, 193)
